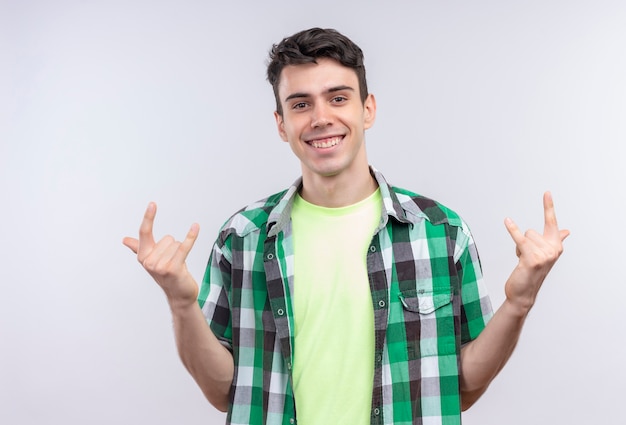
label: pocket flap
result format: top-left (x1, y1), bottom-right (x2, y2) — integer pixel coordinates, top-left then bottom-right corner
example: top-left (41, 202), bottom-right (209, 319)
top-left (399, 292), bottom-right (452, 314)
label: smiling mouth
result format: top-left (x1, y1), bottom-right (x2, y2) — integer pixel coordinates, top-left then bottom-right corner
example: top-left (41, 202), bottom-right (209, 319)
top-left (307, 136), bottom-right (343, 149)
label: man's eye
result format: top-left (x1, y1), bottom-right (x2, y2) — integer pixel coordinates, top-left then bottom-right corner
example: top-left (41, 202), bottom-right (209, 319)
top-left (293, 102), bottom-right (307, 109)
top-left (331, 96), bottom-right (347, 103)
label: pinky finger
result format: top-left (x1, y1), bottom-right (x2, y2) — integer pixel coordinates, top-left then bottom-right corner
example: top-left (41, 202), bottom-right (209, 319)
top-left (504, 217), bottom-right (526, 257)
top-left (173, 223), bottom-right (200, 264)
top-left (504, 217), bottom-right (524, 244)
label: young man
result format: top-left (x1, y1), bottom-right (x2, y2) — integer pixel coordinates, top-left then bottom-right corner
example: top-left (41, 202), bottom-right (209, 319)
top-left (123, 28), bottom-right (569, 425)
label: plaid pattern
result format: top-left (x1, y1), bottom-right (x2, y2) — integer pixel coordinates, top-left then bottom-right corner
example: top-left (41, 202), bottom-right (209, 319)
top-left (198, 167), bottom-right (493, 425)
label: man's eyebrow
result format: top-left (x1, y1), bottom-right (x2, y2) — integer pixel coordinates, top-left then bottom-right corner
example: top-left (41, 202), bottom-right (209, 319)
top-left (327, 85), bottom-right (355, 94)
top-left (285, 92), bottom-right (310, 102)
top-left (284, 85), bottom-right (356, 102)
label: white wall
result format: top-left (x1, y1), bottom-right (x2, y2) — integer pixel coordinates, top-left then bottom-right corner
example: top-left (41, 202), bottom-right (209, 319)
top-left (2, 1), bottom-right (624, 423)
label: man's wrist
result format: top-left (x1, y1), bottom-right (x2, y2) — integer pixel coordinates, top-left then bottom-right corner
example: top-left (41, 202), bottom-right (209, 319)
top-left (167, 294), bottom-right (200, 315)
top-left (502, 297), bottom-right (533, 319)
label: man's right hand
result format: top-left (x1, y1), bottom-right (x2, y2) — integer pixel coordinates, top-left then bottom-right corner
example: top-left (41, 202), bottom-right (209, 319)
top-left (123, 202), bottom-right (200, 309)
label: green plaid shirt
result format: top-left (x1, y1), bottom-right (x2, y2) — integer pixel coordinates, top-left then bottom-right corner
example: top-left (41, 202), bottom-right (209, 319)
top-left (199, 167), bottom-right (493, 425)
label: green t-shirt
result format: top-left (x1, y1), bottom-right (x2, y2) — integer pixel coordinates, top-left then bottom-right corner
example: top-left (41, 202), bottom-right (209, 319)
top-left (291, 189), bottom-right (382, 424)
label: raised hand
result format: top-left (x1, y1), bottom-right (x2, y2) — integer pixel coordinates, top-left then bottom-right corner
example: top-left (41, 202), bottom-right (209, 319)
top-left (123, 202), bottom-right (200, 308)
top-left (503, 192), bottom-right (570, 314)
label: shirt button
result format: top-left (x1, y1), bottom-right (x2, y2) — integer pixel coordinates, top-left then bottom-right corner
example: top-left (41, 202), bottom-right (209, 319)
top-left (378, 300), bottom-right (385, 308)
top-left (267, 253), bottom-right (274, 260)
top-left (376, 354), bottom-right (382, 363)
top-left (277, 308), bottom-right (284, 316)
top-left (369, 246), bottom-right (376, 253)
top-left (373, 407), bottom-right (380, 415)
top-left (287, 362), bottom-right (292, 370)
top-left (290, 419), bottom-right (295, 424)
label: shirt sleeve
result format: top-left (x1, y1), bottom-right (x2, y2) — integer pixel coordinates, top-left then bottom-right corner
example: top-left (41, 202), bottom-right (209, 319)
top-left (455, 221), bottom-right (493, 343)
top-left (198, 239), bottom-right (233, 352)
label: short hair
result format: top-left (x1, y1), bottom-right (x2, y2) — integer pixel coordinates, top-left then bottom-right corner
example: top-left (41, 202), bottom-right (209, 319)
top-left (267, 28), bottom-right (369, 115)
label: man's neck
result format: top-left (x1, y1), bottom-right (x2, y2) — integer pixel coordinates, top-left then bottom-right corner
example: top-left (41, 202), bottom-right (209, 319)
top-left (299, 166), bottom-right (377, 208)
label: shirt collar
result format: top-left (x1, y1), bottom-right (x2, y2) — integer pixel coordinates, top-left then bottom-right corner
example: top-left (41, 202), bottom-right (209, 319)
top-left (267, 166), bottom-right (429, 237)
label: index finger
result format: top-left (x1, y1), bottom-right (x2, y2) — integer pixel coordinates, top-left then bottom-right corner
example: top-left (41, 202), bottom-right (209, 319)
top-left (138, 202), bottom-right (157, 252)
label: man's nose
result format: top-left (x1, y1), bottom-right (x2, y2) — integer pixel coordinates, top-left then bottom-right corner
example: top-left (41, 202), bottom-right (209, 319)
top-left (311, 104), bottom-right (332, 128)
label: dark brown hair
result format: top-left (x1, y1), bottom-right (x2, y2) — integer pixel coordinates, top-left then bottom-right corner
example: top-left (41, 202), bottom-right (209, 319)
top-left (267, 28), bottom-right (368, 115)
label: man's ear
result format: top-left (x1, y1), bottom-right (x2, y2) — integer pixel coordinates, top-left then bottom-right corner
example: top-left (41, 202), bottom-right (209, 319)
top-left (274, 111), bottom-right (288, 142)
top-left (363, 94), bottom-right (377, 130)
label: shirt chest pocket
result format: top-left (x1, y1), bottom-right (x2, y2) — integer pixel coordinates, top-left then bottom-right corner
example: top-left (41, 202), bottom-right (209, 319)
top-left (398, 290), bottom-right (456, 357)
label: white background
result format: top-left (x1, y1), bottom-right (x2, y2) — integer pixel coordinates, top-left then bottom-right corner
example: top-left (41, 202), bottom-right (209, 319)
top-left (2, 0), bottom-right (625, 424)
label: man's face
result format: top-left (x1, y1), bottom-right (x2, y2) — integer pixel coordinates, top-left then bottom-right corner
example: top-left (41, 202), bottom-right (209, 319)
top-left (274, 58), bottom-right (376, 181)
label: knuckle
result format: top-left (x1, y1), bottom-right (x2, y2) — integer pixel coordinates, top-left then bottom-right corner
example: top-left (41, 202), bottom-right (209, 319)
top-left (525, 229), bottom-right (538, 238)
top-left (142, 258), bottom-right (157, 271)
top-left (154, 263), bottom-right (169, 275)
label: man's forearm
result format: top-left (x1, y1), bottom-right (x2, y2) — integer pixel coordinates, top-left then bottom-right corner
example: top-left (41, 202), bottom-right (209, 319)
top-left (459, 299), bottom-right (529, 410)
top-left (170, 302), bottom-right (234, 412)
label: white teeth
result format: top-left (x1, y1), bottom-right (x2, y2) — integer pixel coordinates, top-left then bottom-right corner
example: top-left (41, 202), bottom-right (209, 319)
top-left (309, 136), bottom-right (341, 148)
